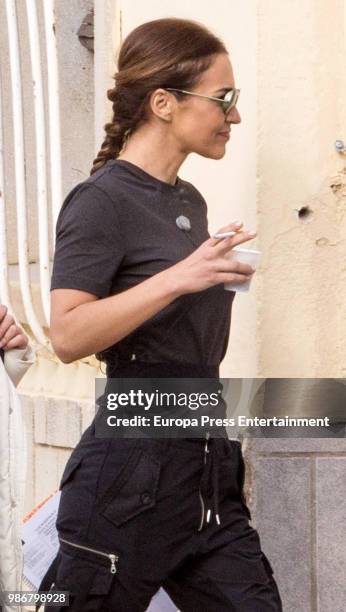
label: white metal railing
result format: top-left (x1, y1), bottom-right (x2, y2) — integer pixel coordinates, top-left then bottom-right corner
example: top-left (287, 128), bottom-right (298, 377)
top-left (4, 0), bottom-right (48, 346)
top-left (42, 0), bottom-right (62, 235)
top-left (0, 69), bottom-right (13, 313)
top-left (1, 0), bottom-right (64, 349)
top-left (25, 0), bottom-right (50, 325)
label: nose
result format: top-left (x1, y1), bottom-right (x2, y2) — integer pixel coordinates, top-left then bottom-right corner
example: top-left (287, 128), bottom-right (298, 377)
top-left (226, 106), bottom-right (241, 124)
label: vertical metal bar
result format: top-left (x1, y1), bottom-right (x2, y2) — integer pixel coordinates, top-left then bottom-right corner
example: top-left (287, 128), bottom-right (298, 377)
top-left (25, 0), bottom-right (50, 325)
top-left (5, 0), bottom-right (47, 346)
top-left (42, 0), bottom-right (62, 235)
top-left (0, 67), bottom-right (13, 311)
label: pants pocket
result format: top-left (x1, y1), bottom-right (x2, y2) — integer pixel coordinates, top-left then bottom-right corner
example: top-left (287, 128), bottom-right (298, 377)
top-left (59, 454), bottom-right (83, 490)
top-left (98, 448), bottom-right (161, 527)
top-left (46, 545), bottom-right (117, 612)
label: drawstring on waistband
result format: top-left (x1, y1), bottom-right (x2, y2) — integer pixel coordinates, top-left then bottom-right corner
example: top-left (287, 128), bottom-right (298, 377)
top-left (199, 432), bottom-right (230, 528)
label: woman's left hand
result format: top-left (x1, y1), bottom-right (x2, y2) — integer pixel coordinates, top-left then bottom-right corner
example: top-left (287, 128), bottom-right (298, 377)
top-left (0, 304), bottom-right (29, 350)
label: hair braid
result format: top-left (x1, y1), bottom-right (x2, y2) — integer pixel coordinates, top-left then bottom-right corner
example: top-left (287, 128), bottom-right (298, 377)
top-left (90, 88), bottom-right (130, 175)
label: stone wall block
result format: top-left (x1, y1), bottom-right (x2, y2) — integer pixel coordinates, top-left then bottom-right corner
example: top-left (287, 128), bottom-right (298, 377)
top-left (316, 457), bottom-right (346, 612)
top-left (251, 456), bottom-right (311, 612)
top-left (46, 398), bottom-right (82, 448)
top-left (33, 395), bottom-right (48, 444)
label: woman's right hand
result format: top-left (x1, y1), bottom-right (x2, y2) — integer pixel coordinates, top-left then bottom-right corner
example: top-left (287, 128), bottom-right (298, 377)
top-left (166, 221), bottom-right (257, 295)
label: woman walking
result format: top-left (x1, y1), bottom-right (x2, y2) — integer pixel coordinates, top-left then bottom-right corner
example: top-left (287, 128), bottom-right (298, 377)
top-left (44, 18), bottom-right (282, 611)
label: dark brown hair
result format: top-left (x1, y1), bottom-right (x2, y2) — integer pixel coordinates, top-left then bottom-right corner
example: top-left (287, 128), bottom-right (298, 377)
top-left (90, 18), bottom-right (227, 175)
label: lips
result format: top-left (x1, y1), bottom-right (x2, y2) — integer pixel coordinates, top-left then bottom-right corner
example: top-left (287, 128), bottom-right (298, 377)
top-left (217, 131), bottom-right (230, 139)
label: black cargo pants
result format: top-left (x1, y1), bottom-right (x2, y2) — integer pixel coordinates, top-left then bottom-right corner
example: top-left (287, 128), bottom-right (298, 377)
top-left (41, 422), bottom-right (282, 612)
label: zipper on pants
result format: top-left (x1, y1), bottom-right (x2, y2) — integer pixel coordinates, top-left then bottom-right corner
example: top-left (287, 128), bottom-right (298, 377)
top-left (59, 537), bottom-right (119, 574)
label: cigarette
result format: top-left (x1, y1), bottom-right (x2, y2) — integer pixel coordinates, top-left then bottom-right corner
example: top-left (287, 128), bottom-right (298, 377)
top-left (212, 231), bottom-right (237, 239)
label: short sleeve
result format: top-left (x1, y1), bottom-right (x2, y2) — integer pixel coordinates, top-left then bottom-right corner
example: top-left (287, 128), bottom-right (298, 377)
top-left (51, 183), bottom-right (125, 298)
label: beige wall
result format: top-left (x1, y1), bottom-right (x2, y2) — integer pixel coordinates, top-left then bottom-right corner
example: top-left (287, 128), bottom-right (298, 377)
top-left (257, 0), bottom-right (346, 377)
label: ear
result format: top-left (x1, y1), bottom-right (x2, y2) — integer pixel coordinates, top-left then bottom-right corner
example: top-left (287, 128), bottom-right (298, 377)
top-left (149, 88), bottom-right (173, 122)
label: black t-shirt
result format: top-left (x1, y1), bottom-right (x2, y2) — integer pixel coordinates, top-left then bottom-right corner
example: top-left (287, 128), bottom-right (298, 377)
top-left (51, 159), bottom-right (235, 370)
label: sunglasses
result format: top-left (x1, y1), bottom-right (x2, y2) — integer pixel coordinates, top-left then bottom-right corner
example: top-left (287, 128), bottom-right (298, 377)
top-left (165, 87), bottom-right (240, 114)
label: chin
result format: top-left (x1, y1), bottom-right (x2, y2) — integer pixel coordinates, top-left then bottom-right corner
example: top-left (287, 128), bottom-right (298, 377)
top-left (198, 147), bottom-right (227, 160)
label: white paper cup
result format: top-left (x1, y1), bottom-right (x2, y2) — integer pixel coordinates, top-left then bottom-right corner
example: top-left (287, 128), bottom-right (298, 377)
top-left (223, 247), bottom-right (261, 292)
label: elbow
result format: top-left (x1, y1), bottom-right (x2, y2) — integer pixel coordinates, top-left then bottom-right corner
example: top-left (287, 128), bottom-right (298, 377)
top-left (50, 329), bottom-right (77, 364)
top-left (58, 351), bottom-right (76, 365)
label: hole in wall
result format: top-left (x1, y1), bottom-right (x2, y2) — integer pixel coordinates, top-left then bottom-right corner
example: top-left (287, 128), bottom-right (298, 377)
top-left (295, 206), bottom-right (314, 222)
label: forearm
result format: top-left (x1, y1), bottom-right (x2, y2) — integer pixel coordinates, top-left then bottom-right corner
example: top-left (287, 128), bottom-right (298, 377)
top-left (51, 269), bottom-right (181, 363)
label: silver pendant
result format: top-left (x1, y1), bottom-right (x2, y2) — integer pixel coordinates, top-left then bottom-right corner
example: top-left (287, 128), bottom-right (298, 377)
top-left (176, 215), bottom-right (191, 231)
